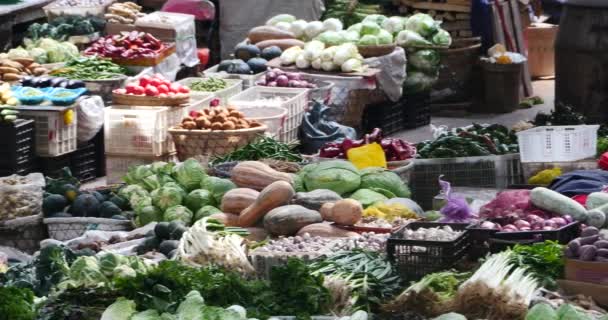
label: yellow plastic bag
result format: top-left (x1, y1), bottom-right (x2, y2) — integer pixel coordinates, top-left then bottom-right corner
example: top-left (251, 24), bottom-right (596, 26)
top-left (528, 167), bottom-right (562, 185)
top-left (347, 143), bottom-right (387, 170)
top-left (363, 202), bottom-right (418, 222)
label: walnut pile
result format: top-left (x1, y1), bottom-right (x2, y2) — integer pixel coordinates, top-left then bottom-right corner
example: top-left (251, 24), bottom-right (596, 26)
top-left (178, 106), bottom-right (263, 131)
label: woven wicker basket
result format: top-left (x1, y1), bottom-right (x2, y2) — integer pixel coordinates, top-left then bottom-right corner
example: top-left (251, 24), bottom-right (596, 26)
top-left (0, 214), bottom-right (46, 253)
top-left (209, 159), bottom-right (302, 178)
top-left (44, 217), bottom-right (133, 242)
top-left (112, 92), bottom-right (190, 106)
top-left (357, 44), bottom-right (397, 58)
top-left (169, 126), bottom-right (267, 160)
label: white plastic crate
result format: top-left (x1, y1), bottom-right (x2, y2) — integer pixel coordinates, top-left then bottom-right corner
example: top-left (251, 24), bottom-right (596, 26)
top-left (203, 64), bottom-right (265, 89)
top-left (228, 87), bottom-right (309, 143)
top-left (516, 125), bottom-right (599, 163)
top-left (17, 106), bottom-right (77, 157)
top-left (106, 153), bottom-right (178, 184)
top-left (105, 106), bottom-right (175, 157)
top-left (178, 77), bottom-right (243, 105)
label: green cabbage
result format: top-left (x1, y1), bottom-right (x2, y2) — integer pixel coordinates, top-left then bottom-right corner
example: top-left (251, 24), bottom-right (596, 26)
top-left (432, 29), bottom-right (452, 47)
top-left (341, 30), bottom-right (360, 43)
top-left (350, 189), bottom-right (388, 208)
top-left (359, 167), bottom-right (410, 198)
top-left (301, 160), bottom-right (361, 195)
top-left (358, 35), bottom-right (379, 46)
top-left (382, 16), bottom-right (405, 34)
top-left (396, 30), bottom-right (431, 47)
top-left (68, 256), bottom-right (107, 287)
top-left (405, 13), bottom-right (439, 38)
top-left (164, 205), bottom-right (193, 225)
top-left (7, 47), bottom-right (29, 59)
top-left (361, 22), bottom-right (381, 36)
top-left (153, 187), bottom-right (184, 212)
top-left (98, 253), bottom-right (127, 277)
top-left (60, 41), bottom-right (79, 57)
top-left (137, 205), bottom-right (163, 226)
top-left (409, 49), bottom-right (440, 72)
top-left (131, 310), bottom-right (162, 320)
top-left (162, 182), bottom-right (187, 199)
top-left (101, 298), bottom-right (137, 320)
top-left (556, 304), bottom-right (591, 320)
top-left (347, 23), bottom-right (363, 33)
top-left (525, 303), bottom-right (557, 320)
top-left (266, 14), bottom-right (296, 26)
top-left (404, 70), bottom-right (438, 94)
top-left (142, 175), bottom-right (161, 191)
top-left (194, 205), bottom-right (221, 222)
top-left (176, 290), bottom-right (206, 320)
top-left (172, 159), bottom-right (207, 192)
top-left (316, 31), bottom-right (345, 46)
top-left (113, 265), bottom-right (137, 280)
top-left (363, 14), bottom-right (388, 26)
top-left (124, 165), bottom-right (154, 185)
top-left (377, 29), bottom-right (393, 45)
top-left (200, 176), bottom-right (236, 205)
top-left (150, 161), bottom-right (174, 175)
top-left (29, 47), bottom-right (48, 64)
top-left (184, 189), bottom-right (214, 212)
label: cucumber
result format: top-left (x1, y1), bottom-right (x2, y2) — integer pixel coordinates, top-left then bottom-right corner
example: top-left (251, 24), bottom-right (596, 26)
top-left (586, 192), bottom-right (608, 210)
top-left (530, 187), bottom-right (587, 221)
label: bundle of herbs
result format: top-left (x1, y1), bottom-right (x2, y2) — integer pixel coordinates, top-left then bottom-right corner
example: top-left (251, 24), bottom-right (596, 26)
top-left (310, 249), bottom-right (401, 315)
top-left (509, 241), bottom-right (565, 290)
top-left (383, 271), bottom-right (471, 317)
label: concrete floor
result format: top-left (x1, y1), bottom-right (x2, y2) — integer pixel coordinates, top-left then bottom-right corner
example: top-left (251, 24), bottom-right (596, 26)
top-left (392, 80), bottom-right (555, 143)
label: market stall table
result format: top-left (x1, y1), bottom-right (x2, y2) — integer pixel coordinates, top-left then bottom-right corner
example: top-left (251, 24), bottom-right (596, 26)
top-left (0, 0), bottom-right (54, 51)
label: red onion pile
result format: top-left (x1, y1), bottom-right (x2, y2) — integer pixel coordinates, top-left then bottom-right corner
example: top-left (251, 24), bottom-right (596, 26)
top-left (256, 68), bottom-right (316, 88)
top-left (478, 214), bottom-right (574, 233)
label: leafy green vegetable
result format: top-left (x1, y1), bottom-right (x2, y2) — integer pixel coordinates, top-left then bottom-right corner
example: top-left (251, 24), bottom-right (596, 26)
top-left (131, 310), bottom-right (163, 320)
top-left (184, 189), bottom-right (214, 212)
top-left (301, 160), bottom-right (361, 195)
top-left (172, 159), bottom-right (207, 192)
top-left (0, 286), bottom-right (36, 320)
top-left (163, 205), bottom-right (193, 225)
top-left (349, 189), bottom-right (388, 208)
top-left (200, 177), bottom-right (236, 205)
top-left (176, 290), bottom-right (206, 320)
top-left (359, 167), bottom-right (410, 198)
top-left (526, 303), bottom-right (558, 320)
top-left (597, 137), bottom-right (608, 156)
top-left (510, 241), bottom-right (565, 290)
top-left (101, 297), bottom-right (137, 320)
top-left (153, 187), bottom-right (184, 212)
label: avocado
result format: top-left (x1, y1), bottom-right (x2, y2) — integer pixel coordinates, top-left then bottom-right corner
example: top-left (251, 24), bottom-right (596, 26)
top-left (111, 215), bottom-right (128, 221)
top-left (168, 221), bottom-right (187, 240)
top-left (48, 212), bottom-right (73, 218)
top-left (109, 195), bottom-right (129, 210)
top-left (99, 201), bottom-right (122, 218)
top-left (42, 194), bottom-right (68, 216)
top-left (234, 44), bottom-right (261, 61)
top-left (71, 194), bottom-right (101, 217)
top-left (61, 184), bottom-right (79, 202)
top-left (159, 240), bottom-right (179, 256)
top-left (154, 222), bottom-right (171, 240)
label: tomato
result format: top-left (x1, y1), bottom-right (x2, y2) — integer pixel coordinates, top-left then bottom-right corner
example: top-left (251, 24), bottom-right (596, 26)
top-left (125, 84), bottom-right (138, 94)
top-left (153, 73), bottom-right (165, 79)
top-left (149, 78), bottom-right (162, 87)
top-left (145, 85), bottom-right (159, 97)
top-left (170, 83), bottom-right (182, 93)
top-left (161, 80), bottom-right (172, 88)
top-left (157, 84), bottom-right (169, 94)
top-left (178, 86), bottom-right (190, 94)
top-left (139, 75), bottom-right (152, 87)
top-left (159, 93), bottom-right (167, 98)
top-left (114, 88), bottom-right (127, 94)
top-left (132, 85), bottom-right (145, 95)
top-left (189, 110), bottom-right (202, 118)
top-left (197, 48), bottom-right (210, 68)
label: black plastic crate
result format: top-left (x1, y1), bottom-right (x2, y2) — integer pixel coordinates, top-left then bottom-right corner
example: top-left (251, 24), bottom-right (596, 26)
top-left (387, 222), bottom-right (472, 281)
top-left (70, 142), bottom-right (98, 183)
top-left (362, 99), bottom-right (407, 135)
top-left (488, 221), bottom-right (581, 253)
top-left (403, 92), bottom-right (431, 129)
top-left (38, 153), bottom-right (72, 178)
top-left (0, 119), bottom-right (37, 176)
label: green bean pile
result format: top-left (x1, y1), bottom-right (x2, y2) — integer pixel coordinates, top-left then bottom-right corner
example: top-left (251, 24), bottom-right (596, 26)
top-left (211, 136), bottom-right (302, 164)
top-left (188, 78), bottom-right (227, 92)
top-left (51, 56), bottom-right (128, 80)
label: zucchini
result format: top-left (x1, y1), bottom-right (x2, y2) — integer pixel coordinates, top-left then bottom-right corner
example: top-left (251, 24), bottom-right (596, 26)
top-left (530, 187), bottom-right (587, 221)
top-left (586, 192), bottom-right (608, 210)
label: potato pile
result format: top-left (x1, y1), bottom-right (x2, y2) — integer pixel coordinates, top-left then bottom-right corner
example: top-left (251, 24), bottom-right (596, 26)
top-left (179, 106), bottom-right (263, 131)
top-left (0, 58), bottom-right (47, 82)
top-left (106, 2), bottom-right (144, 25)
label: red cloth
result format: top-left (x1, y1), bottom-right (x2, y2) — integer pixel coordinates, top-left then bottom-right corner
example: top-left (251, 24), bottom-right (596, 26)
top-left (599, 152), bottom-right (608, 171)
top-left (571, 194), bottom-right (588, 208)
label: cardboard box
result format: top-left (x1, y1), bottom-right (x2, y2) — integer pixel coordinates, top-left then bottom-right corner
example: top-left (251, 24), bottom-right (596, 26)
top-left (105, 23), bottom-right (136, 35)
top-left (565, 259), bottom-right (608, 285)
top-left (557, 279), bottom-right (608, 308)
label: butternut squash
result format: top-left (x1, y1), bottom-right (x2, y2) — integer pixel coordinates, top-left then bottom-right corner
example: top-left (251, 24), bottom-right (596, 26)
top-left (263, 205), bottom-right (322, 236)
top-left (221, 188), bottom-right (260, 214)
top-left (238, 181), bottom-right (295, 227)
top-left (248, 26), bottom-right (295, 44)
top-left (292, 189), bottom-right (342, 211)
top-left (231, 161), bottom-right (293, 191)
top-left (296, 222), bottom-right (359, 238)
top-left (255, 39), bottom-right (306, 51)
top-left (209, 212), bottom-right (239, 226)
top-left (320, 200), bottom-right (363, 225)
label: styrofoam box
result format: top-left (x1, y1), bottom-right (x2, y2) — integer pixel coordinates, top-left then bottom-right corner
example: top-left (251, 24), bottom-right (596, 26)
top-left (203, 65), bottom-right (265, 89)
top-left (228, 86), bottom-right (309, 143)
top-left (106, 153), bottom-right (178, 184)
top-left (43, 0), bottom-right (114, 20)
top-left (177, 77), bottom-right (243, 105)
top-left (516, 125), bottom-right (599, 163)
top-left (17, 106), bottom-right (77, 157)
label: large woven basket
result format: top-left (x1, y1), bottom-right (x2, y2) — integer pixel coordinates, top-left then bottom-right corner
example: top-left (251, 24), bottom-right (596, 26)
top-left (112, 92), bottom-right (190, 106)
top-left (169, 126), bottom-right (267, 160)
top-left (0, 214), bottom-right (47, 254)
top-left (43, 217), bottom-right (133, 242)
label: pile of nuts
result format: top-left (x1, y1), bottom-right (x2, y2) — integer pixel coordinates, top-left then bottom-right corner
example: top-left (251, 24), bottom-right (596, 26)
top-left (105, 2), bottom-right (145, 25)
top-left (0, 58), bottom-right (47, 82)
top-left (178, 106), bottom-right (263, 131)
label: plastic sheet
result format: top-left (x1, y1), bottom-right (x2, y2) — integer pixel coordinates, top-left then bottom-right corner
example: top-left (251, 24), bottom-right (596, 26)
top-left (0, 173), bottom-right (45, 220)
top-left (77, 95), bottom-right (105, 143)
top-left (298, 100), bottom-right (356, 154)
top-left (363, 47), bottom-right (408, 102)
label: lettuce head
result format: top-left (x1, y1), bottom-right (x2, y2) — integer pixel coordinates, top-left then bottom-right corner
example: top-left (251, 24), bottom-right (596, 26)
top-left (101, 298), bottom-right (137, 320)
top-left (163, 205), bottom-right (193, 225)
top-left (172, 159), bottom-right (207, 192)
